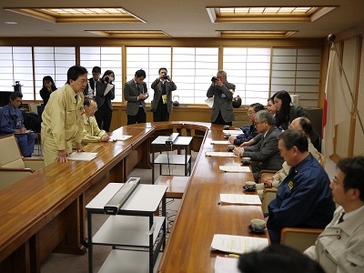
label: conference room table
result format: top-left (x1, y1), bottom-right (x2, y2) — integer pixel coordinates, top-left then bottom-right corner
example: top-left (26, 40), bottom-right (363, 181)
top-left (0, 121), bottom-right (266, 273)
top-left (157, 125), bottom-right (267, 272)
top-left (0, 124), bottom-right (152, 272)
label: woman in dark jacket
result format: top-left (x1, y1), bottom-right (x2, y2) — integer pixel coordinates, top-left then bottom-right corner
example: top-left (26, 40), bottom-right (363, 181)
top-left (273, 90), bottom-right (320, 151)
top-left (94, 70), bottom-right (115, 132)
top-left (39, 76), bottom-right (57, 106)
top-left (273, 90), bottom-right (308, 130)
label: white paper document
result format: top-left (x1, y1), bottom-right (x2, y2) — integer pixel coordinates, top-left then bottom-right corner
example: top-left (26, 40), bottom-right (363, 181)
top-left (219, 194), bottom-right (262, 205)
top-left (219, 165), bottom-right (250, 173)
top-left (205, 152), bottom-right (237, 158)
top-left (14, 129), bottom-right (31, 135)
top-left (211, 140), bottom-right (231, 145)
top-left (214, 256), bottom-right (240, 273)
top-left (68, 152), bottom-right (98, 161)
top-left (109, 135), bottom-right (132, 141)
top-left (205, 97), bottom-right (214, 108)
top-left (104, 84), bottom-right (114, 96)
top-left (211, 234), bottom-right (268, 254)
top-left (223, 129), bottom-right (242, 136)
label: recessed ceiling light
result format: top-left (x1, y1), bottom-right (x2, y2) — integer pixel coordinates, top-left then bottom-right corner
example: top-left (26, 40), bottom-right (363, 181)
top-left (4, 21), bottom-right (18, 25)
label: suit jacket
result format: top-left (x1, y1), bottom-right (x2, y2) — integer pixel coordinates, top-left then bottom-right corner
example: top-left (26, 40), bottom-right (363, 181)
top-left (83, 78), bottom-right (101, 97)
top-left (304, 206), bottom-right (364, 273)
top-left (243, 125), bottom-right (283, 171)
top-left (150, 79), bottom-right (177, 113)
top-left (94, 82), bottom-right (115, 111)
top-left (206, 81), bottom-right (235, 123)
top-left (83, 78), bottom-right (115, 111)
top-left (124, 79), bottom-right (147, 116)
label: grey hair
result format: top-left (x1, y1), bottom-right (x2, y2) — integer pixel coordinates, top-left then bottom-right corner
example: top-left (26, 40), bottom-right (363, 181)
top-left (254, 110), bottom-right (275, 125)
top-left (217, 70), bottom-right (227, 77)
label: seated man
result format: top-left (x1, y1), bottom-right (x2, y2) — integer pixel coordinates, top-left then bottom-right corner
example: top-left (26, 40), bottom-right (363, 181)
top-left (267, 129), bottom-right (335, 244)
top-left (82, 98), bottom-right (110, 144)
top-left (228, 103), bottom-right (264, 145)
top-left (233, 110), bottom-right (284, 181)
top-left (256, 117), bottom-right (322, 198)
top-left (304, 156), bottom-right (364, 273)
top-left (0, 91), bottom-right (35, 157)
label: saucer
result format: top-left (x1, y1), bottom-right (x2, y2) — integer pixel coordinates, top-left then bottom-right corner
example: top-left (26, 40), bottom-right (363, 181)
top-left (243, 186), bottom-right (256, 192)
top-left (248, 225), bottom-right (266, 234)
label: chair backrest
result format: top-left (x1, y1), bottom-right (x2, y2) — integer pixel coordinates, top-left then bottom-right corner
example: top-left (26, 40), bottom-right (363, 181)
top-left (261, 188), bottom-right (278, 214)
top-left (280, 227), bottom-right (324, 252)
top-left (0, 135), bottom-right (26, 168)
top-left (318, 151), bottom-right (325, 167)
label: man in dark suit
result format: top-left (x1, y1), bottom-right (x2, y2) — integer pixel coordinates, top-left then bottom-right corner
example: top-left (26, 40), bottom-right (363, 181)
top-left (206, 70), bottom-right (235, 125)
top-left (124, 69), bottom-right (149, 124)
top-left (233, 110), bottom-right (284, 181)
top-left (83, 66), bottom-right (101, 98)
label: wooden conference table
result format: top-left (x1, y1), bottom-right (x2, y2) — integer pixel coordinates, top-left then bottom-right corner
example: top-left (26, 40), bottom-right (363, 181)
top-left (0, 122), bottom-right (266, 273)
top-left (157, 125), bottom-right (266, 272)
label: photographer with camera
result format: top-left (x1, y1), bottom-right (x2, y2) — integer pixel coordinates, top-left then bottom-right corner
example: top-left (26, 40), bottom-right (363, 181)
top-left (151, 67), bottom-right (177, 122)
top-left (206, 70), bottom-right (235, 125)
top-left (94, 69), bottom-right (115, 132)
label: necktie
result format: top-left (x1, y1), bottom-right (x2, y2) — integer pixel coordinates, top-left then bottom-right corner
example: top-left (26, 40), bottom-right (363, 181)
top-left (136, 83), bottom-right (141, 94)
top-left (338, 212), bottom-right (345, 223)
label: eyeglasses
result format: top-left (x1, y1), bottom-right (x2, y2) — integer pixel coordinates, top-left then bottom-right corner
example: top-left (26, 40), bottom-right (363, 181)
top-left (247, 111), bottom-right (255, 116)
top-left (331, 176), bottom-right (339, 185)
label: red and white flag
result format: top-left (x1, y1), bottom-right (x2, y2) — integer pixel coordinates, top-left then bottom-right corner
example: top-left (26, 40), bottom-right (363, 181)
top-left (322, 44), bottom-right (351, 160)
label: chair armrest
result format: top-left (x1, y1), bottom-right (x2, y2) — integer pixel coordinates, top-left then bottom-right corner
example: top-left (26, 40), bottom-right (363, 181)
top-left (261, 188), bottom-right (278, 214)
top-left (0, 168), bottom-right (34, 190)
top-left (280, 227), bottom-right (324, 252)
top-left (0, 167), bottom-right (34, 172)
top-left (258, 169), bottom-right (278, 184)
top-left (23, 158), bottom-right (44, 171)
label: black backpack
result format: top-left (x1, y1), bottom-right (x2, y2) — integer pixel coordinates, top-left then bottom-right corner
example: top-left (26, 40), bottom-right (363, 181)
top-left (23, 112), bottom-right (42, 133)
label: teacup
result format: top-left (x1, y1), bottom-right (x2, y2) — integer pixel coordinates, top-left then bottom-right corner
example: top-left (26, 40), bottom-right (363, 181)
top-left (245, 181), bottom-right (256, 191)
top-left (242, 157), bottom-right (251, 165)
top-left (251, 218), bottom-right (266, 232)
top-left (224, 133), bottom-right (231, 139)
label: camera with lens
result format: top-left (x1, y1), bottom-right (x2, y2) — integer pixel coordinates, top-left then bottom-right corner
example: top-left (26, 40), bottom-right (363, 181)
top-left (104, 76), bottom-right (110, 83)
top-left (211, 76), bottom-right (218, 82)
top-left (163, 74), bottom-right (169, 80)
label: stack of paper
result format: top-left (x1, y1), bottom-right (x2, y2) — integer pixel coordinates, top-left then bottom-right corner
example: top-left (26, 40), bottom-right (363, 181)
top-left (211, 140), bottom-right (231, 145)
top-left (219, 194), bottom-right (261, 205)
top-left (211, 234), bottom-right (268, 254)
top-left (109, 135), bottom-right (132, 141)
top-left (206, 152), bottom-right (237, 158)
top-left (219, 165), bottom-right (250, 173)
top-left (68, 152), bottom-right (98, 161)
top-left (214, 256), bottom-right (240, 273)
top-left (223, 129), bottom-right (242, 136)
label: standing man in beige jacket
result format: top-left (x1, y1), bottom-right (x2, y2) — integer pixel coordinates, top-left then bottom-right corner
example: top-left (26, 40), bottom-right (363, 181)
top-left (41, 65), bottom-right (87, 166)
